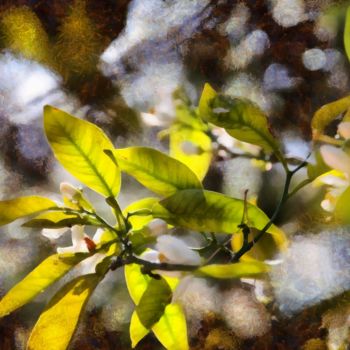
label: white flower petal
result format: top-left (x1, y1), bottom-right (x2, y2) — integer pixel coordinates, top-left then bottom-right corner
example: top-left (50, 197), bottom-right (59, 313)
top-left (60, 182), bottom-right (78, 200)
top-left (71, 225), bottom-right (85, 246)
top-left (140, 249), bottom-right (160, 264)
top-left (42, 227), bottom-right (69, 240)
top-left (320, 145), bottom-right (350, 175)
top-left (92, 228), bottom-right (105, 243)
top-left (338, 122), bottom-right (350, 140)
top-left (156, 235), bottom-right (201, 266)
top-left (146, 219), bottom-right (168, 237)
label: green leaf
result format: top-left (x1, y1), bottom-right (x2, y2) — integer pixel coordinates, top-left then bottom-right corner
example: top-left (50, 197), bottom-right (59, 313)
top-left (311, 96), bottom-right (350, 136)
top-left (0, 196), bottom-right (57, 226)
top-left (136, 278), bottom-right (172, 329)
top-left (106, 147), bottom-right (202, 196)
top-left (22, 211), bottom-right (90, 228)
top-left (335, 185), bottom-right (350, 224)
top-left (152, 303), bottom-right (189, 350)
top-left (123, 198), bottom-right (159, 231)
top-left (197, 261), bottom-right (269, 279)
top-left (44, 105), bottom-right (120, 197)
top-left (307, 150), bottom-right (331, 180)
top-left (198, 83), bottom-right (218, 119)
top-left (125, 264), bottom-right (151, 305)
top-left (130, 310), bottom-right (150, 348)
top-left (169, 126), bottom-right (212, 181)
top-left (0, 254), bottom-right (86, 317)
top-left (27, 274), bottom-right (100, 350)
top-left (344, 6), bottom-right (350, 62)
top-left (152, 189), bottom-right (276, 235)
top-left (203, 95), bottom-right (282, 157)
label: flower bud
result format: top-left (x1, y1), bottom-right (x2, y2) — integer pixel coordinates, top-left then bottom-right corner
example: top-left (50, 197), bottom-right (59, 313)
top-left (59, 182), bottom-right (79, 200)
top-left (146, 219), bottom-right (168, 237)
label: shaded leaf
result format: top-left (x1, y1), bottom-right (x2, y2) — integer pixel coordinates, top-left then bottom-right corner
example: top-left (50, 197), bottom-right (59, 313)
top-left (203, 95), bottom-right (282, 157)
top-left (23, 211), bottom-right (90, 228)
top-left (311, 96), bottom-right (350, 136)
top-left (136, 278), bottom-right (172, 329)
top-left (0, 254), bottom-right (86, 317)
top-left (152, 303), bottom-right (189, 350)
top-left (125, 264), bottom-right (151, 305)
top-left (152, 189), bottom-right (277, 235)
top-left (197, 261), bottom-right (269, 279)
top-left (44, 106), bottom-right (120, 197)
top-left (107, 147), bottom-right (202, 196)
top-left (27, 274), bottom-right (100, 350)
top-left (307, 150), bottom-right (331, 180)
top-left (335, 185), bottom-right (350, 224)
top-left (0, 196), bottom-right (56, 226)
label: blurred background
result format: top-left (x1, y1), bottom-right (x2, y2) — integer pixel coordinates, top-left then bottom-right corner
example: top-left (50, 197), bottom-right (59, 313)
top-left (0, 1), bottom-right (349, 349)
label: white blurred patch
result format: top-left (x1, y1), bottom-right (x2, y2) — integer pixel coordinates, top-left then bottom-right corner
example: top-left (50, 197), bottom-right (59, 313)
top-left (270, 231), bottom-right (350, 315)
top-left (271, 0), bottom-right (308, 28)
top-left (282, 132), bottom-right (311, 160)
top-left (0, 52), bottom-right (82, 126)
top-left (224, 73), bottom-right (283, 114)
top-left (302, 48), bottom-right (327, 71)
top-left (220, 157), bottom-right (263, 200)
top-left (263, 63), bottom-right (301, 91)
top-left (226, 30), bottom-right (270, 70)
top-left (221, 286), bottom-right (271, 339)
top-left (218, 3), bottom-right (250, 44)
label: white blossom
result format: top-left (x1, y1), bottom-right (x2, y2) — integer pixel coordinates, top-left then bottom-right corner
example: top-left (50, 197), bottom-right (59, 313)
top-left (155, 235), bottom-right (201, 266)
top-left (42, 227), bottom-right (69, 240)
top-left (320, 145), bottom-right (350, 176)
top-left (338, 122), bottom-right (350, 140)
top-left (60, 181), bottom-right (79, 200)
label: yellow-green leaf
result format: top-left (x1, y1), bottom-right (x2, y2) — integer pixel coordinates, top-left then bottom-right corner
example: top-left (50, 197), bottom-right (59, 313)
top-left (169, 126), bottom-right (212, 181)
top-left (107, 147), bottom-right (202, 196)
top-left (204, 95), bottom-right (282, 157)
top-left (44, 105), bottom-right (120, 197)
top-left (136, 278), bottom-right (172, 329)
top-left (152, 189), bottom-right (276, 235)
top-left (335, 185), bottom-right (350, 224)
top-left (0, 196), bottom-right (57, 226)
top-left (311, 96), bottom-right (350, 137)
top-left (27, 274), bottom-right (100, 350)
top-left (197, 261), bottom-right (269, 279)
top-left (123, 198), bottom-right (159, 231)
top-left (0, 254), bottom-right (85, 317)
top-left (125, 264), bottom-right (151, 305)
top-left (130, 310), bottom-right (150, 348)
top-left (152, 303), bottom-right (189, 350)
top-left (198, 83), bottom-right (217, 119)
top-left (22, 211), bottom-right (89, 228)
top-left (344, 6), bottom-right (350, 62)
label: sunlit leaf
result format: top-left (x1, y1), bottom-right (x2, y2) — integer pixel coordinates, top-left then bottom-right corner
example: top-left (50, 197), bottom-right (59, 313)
top-left (125, 264), bottom-right (151, 305)
top-left (136, 278), bottom-right (172, 329)
top-left (311, 96), bottom-right (350, 136)
top-left (123, 198), bottom-right (159, 231)
top-left (130, 310), bottom-right (149, 348)
top-left (0, 196), bottom-right (57, 226)
top-left (169, 126), bottom-right (212, 181)
top-left (27, 274), bottom-right (100, 350)
top-left (44, 106), bottom-right (120, 197)
top-left (197, 261), bottom-right (269, 279)
top-left (0, 254), bottom-right (86, 318)
top-left (152, 303), bottom-right (189, 350)
top-left (198, 83), bottom-right (218, 119)
top-left (22, 211), bottom-right (90, 228)
top-left (152, 189), bottom-right (276, 235)
top-left (344, 6), bottom-right (350, 62)
top-left (107, 147), bottom-right (202, 196)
